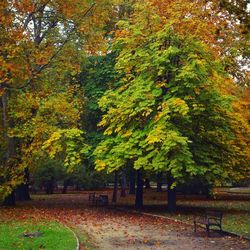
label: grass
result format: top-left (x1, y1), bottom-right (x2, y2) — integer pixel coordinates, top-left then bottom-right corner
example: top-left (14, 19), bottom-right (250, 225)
top-left (155, 212), bottom-right (250, 238)
top-left (73, 226), bottom-right (96, 250)
top-left (223, 213), bottom-right (250, 237)
top-left (117, 189), bottom-right (250, 238)
top-left (0, 220), bottom-right (77, 250)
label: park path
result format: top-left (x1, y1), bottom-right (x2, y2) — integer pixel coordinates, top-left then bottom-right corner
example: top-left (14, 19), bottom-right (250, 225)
top-left (0, 193), bottom-right (249, 250)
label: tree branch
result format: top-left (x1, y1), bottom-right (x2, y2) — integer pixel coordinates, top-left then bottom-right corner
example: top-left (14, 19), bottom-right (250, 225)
top-left (0, 2), bottom-right (96, 91)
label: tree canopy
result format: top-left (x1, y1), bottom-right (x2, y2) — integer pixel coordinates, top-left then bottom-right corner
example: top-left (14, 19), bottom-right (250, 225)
top-left (0, 0), bottom-right (249, 203)
top-left (94, 0), bottom-right (250, 185)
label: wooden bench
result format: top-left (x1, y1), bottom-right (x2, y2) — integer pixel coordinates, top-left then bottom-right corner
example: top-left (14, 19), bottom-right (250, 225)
top-left (95, 194), bottom-right (109, 206)
top-left (194, 210), bottom-right (223, 236)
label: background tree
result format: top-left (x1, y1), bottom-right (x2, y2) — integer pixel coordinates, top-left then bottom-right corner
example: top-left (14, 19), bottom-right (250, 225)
top-left (0, 0), bottom-right (112, 204)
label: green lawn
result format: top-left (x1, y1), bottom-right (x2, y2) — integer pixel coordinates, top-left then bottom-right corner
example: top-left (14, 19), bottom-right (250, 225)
top-left (0, 220), bottom-right (77, 250)
top-left (157, 212), bottom-right (250, 238)
top-left (223, 213), bottom-right (250, 237)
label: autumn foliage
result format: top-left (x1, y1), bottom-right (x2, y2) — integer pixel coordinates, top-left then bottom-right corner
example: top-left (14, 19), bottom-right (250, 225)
top-left (0, 0), bottom-right (249, 202)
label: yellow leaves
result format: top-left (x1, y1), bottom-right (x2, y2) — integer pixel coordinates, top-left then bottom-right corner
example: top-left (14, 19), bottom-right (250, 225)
top-left (104, 128), bottom-right (113, 136)
top-left (42, 131), bottom-right (62, 158)
top-left (156, 81), bottom-right (166, 88)
top-left (142, 110), bottom-right (152, 117)
top-left (146, 124), bottom-right (165, 144)
top-left (95, 159), bottom-right (107, 171)
top-left (154, 111), bottom-right (163, 122)
top-left (123, 130), bottom-right (133, 138)
top-left (47, 131), bottom-right (61, 143)
top-left (114, 126), bottom-right (122, 133)
top-left (172, 98), bottom-right (185, 106)
top-left (194, 88), bottom-right (201, 95)
top-left (146, 135), bottom-right (161, 144)
top-left (98, 119), bottom-right (107, 128)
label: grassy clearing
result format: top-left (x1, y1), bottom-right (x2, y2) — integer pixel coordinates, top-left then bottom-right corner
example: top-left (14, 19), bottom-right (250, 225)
top-left (0, 220), bottom-right (76, 250)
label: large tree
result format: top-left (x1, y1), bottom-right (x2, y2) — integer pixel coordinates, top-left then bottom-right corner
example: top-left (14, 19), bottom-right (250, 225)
top-left (0, 0), bottom-right (112, 204)
top-left (94, 1), bottom-right (249, 211)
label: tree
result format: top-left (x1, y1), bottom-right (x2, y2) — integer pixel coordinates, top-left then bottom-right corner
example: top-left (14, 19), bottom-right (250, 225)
top-left (0, 0), bottom-right (112, 204)
top-left (94, 1), bottom-right (249, 211)
top-left (149, 0), bottom-right (249, 86)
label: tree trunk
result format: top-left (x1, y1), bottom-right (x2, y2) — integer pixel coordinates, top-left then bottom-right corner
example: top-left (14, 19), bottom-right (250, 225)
top-left (2, 91), bottom-right (16, 206)
top-left (112, 171), bottom-right (118, 203)
top-left (135, 170), bottom-right (143, 209)
top-left (129, 168), bottom-right (136, 194)
top-left (16, 184), bottom-right (31, 201)
top-left (145, 178), bottom-right (151, 189)
top-left (75, 183), bottom-right (81, 191)
top-left (2, 191), bottom-right (15, 206)
top-left (120, 170), bottom-right (126, 197)
top-left (45, 177), bottom-right (54, 194)
top-left (156, 173), bottom-right (162, 192)
top-left (167, 174), bottom-right (176, 212)
top-left (62, 180), bottom-right (68, 194)
top-left (16, 168), bottom-right (31, 201)
top-left (204, 184), bottom-right (212, 199)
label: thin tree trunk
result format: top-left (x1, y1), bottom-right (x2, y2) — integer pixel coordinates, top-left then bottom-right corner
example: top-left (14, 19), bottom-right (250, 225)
top-left (120, 170), bottom-right (126, 197)
top-left (62, 180), bottom-right (68, 194)
top-left (167, 174), bottom-right (176, 212)
top-left (129, 168), bottom-right (136, 194)
top-left (205, 184), bottom-right (212, 199)
top-left (45, 177), bottom-right (54, 194)
top-left (75, 183), bottom-right (80, 191)
top-left (156, 173), bottom-right (162, 192)
top-left (112, 171), bottom-right (118, 203)
top-left (145, 178), bottom-right (151, 189)
top-left (135, 170), bottom-right (143, 209)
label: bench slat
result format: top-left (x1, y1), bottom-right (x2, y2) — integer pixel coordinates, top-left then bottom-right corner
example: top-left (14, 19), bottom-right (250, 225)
top-left (194, 210), bottom-right (223, 236)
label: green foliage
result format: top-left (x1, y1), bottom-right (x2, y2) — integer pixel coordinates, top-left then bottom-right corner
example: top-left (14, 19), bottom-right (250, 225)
top-left (42, 128), bottom-right (90, 173)
top-left (32, 159), bottom-right (64, 188)
top-left (94, 6), bottom-right (244, 185)
top-left (80, 53), bottom-right (119, 131)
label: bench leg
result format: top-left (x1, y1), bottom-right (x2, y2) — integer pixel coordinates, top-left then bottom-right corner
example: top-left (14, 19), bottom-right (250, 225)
top-left (206, 225), bottom-right (210, 237)
top-left (194, 222), bottom-right (197, 233)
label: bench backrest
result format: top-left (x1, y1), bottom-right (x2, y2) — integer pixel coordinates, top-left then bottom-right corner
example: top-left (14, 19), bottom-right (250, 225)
top-left (99, 195), bottom-right (109, 205)
top-left (205, 210), bottom-right (223, 220)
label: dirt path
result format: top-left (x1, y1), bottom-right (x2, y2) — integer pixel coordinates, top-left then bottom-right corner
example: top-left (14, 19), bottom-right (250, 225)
top-left (1, 193), bottom-right (249, 250)
top-left (73, 207), bottom-right (249, 250)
